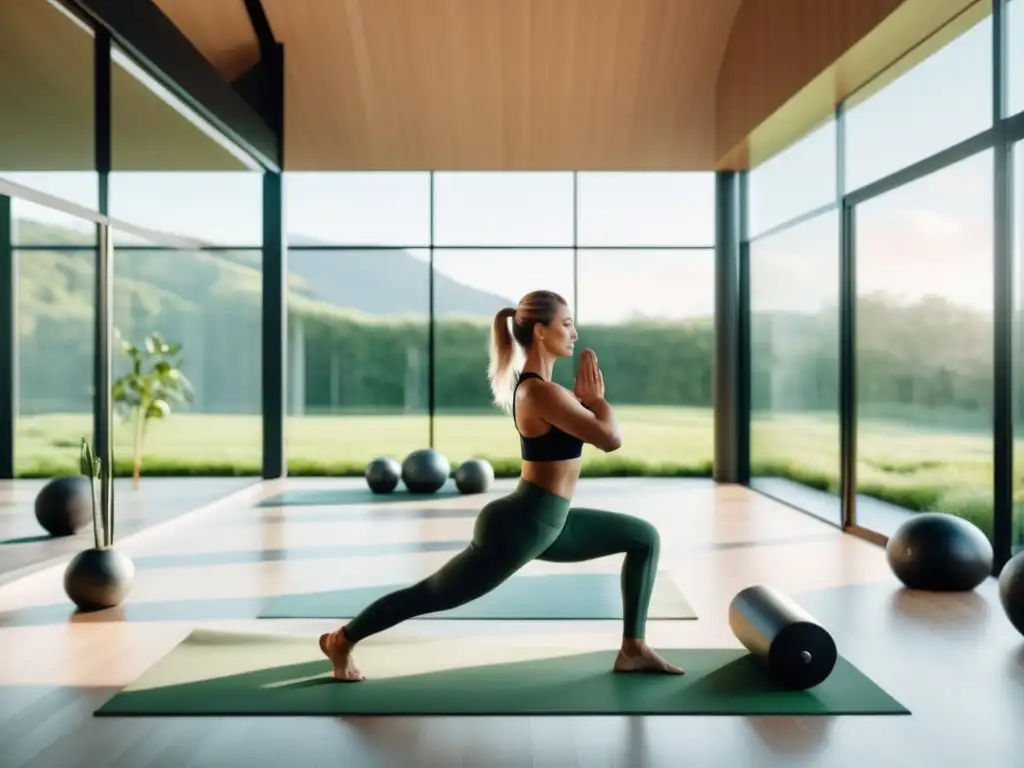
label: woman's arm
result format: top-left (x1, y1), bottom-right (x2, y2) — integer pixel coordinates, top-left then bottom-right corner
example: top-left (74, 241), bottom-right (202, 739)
top-left (527, 382), bottom-right (622, 452)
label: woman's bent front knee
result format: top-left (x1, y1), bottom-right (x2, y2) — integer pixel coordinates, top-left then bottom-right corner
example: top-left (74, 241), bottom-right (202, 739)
top-left (629, 517), bottom-right (660, 551)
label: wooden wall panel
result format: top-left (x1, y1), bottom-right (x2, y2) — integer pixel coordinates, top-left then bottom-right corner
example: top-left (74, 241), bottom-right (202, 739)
top-left (715, 0), bottom-right (984, 169)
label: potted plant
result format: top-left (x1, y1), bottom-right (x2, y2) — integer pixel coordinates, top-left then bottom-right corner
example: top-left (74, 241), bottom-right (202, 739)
top-left (63, 437), bottom-right (134, 612)
top-left (112, 331), bottom-right (194, 489)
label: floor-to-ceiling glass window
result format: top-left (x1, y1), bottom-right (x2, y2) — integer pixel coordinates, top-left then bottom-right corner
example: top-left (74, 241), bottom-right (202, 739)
top-left (0, 0), bottom-right (98, 210)
top-left (746, 119), bottom-right (842, 524)
top-left (105, 45), bottom-right (265, 483)
top-left (1010, 0), bottom-right (1023, 117)
top-left (575, 248), bottom-right (714, 474)
top-left (575, 172), bottom-right (715, 477)
top-left (1014, 142), bottom-right (1024, 555)
top-left (843, 5), bottom-right (993, 194)
top-left (284, 172), bottom-right (432, 473)
top-left (433, 247), bottom-right (575, 470)
top-left (2, 0), bottom-right (99, 476)
top-left (431, 172), bottom-right (575, 469)
top-left (749, 211), bottom-right (841, 523)
top-left (843, 6), bottom-right (996, 541)
top-left (853, 151), bottom-right (995, 539)
top-left (282, 170), bottom-right (715, 476)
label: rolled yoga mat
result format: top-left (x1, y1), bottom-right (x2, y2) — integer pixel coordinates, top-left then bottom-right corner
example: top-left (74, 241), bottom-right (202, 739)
top-left (257, 570), bottom-right (698, 620)
top-left (94, 629), bottom-right (909, 717)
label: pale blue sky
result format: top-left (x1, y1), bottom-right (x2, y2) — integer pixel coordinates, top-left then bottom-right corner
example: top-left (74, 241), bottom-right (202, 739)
top-left (4, 5), bottom-right (1024, 323)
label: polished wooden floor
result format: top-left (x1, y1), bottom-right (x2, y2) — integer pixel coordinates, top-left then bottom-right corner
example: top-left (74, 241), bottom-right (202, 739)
top-left (0, 477), bottom-right (1021, 767)
top-left (0, 477), bottom-right (256, 585)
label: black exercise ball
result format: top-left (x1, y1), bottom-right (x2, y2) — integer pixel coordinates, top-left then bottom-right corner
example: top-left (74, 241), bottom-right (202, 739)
top-left (885, 512), bottom-right (993, 591)
top-left (455, 459), bottom-right (494, 495)
top-left (35, 476), bottom-right (92, 537)
top-left (64, 547), bottom-right (135, 612)
top-left (998, 551), bottom-right (1024, 637)
top-left (365, 457), bottom-right (401, 494)
top-left (401, 449), bottom-right (450, 494)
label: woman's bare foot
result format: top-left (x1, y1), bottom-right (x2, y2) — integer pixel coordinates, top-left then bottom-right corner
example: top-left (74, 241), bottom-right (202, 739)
top-left (613, 639), bottom-right (685, 675)
top-left (318, 628), bottom-right (365, 682)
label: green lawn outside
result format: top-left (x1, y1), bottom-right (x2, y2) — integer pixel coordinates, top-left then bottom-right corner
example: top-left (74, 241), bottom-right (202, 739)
top-left (15, 407), bottom-right (1022, 543)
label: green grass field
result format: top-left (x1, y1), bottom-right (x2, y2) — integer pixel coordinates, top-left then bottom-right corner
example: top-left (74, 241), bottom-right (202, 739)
top-left (15, 406), bottom-right (1023, 543)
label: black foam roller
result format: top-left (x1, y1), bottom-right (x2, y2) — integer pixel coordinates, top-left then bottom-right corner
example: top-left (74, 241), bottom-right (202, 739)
top-left (728, 585), bottom-right (837, 690)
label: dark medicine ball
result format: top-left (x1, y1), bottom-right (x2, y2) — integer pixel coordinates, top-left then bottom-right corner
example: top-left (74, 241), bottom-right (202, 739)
top-left (998, 551), bottom-right (1024, 637)
top-left (401, 449), bottom-right (450, 494)
top-left (365, 457), bottom-right (401, 494)
top-left (35, 475), bottom-right (92, 537)
top-left (886, 512), bottom-right (993, 591)
top-left (455, 459), bottom-right (494, 494)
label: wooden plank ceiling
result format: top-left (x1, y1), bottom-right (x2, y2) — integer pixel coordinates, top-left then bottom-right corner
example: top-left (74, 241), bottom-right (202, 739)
top-left (154, 0), bottom-right (744, 171)
top-left (3, 0), bottom-right (970, 173)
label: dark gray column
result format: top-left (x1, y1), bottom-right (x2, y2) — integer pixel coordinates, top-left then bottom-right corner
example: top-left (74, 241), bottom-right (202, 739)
top-left (714, 171), bottom-right (743, 483)
top-left (0, 195), bottom-right (14, 478)
top-left (992, 0), bottom-right (1013, 571)
top-left (262, 172), bottom-right (287, 478)
top-left (92, 28), bottom-right (111, 471)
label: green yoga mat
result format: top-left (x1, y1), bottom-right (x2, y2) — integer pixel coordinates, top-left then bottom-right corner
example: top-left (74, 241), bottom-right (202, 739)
top-left (257, 487), bottom-right (464, 507)
top-left (257, 570), bottom-right (698, 620)
top-left (95, 629), bottom-right (909, 717)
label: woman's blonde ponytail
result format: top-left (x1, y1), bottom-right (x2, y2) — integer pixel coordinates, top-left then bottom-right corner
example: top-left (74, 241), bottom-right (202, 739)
top-left (488, 307), bottom-right (521, 411)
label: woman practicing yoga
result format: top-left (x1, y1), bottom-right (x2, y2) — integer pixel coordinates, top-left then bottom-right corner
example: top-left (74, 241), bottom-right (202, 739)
top-left (319, 289), bottom-right (683, 681)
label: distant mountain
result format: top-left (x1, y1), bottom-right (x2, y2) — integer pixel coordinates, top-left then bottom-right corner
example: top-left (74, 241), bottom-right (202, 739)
top-left (287, 235), bottom-right (510, 317)
top-left (15, 219), bottom-right (514, 320)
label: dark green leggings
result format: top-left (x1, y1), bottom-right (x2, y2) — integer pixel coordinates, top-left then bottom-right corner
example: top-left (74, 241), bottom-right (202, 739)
top-left (342, 479), bottom-right (661, 642)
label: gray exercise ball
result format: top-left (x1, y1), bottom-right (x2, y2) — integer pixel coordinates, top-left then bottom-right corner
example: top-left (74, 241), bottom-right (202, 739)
top-left (998, 551), bottom-right (1024, 637)
top-left (885, 512), bottom-right (993, 591)
top-left (35, 475), bottom-right (92, 537)
top-left (455, 459), bottom-right (494, 495)
top-left (365, 457), bottom-right (401, 494)
top-left (401, 449), bottom-right (450, 494)
top-left (64, 547), bottom-right (135, 612)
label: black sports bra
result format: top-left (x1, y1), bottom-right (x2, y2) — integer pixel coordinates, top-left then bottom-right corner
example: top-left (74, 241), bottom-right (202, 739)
top-left (512, 372), bottom-right (584, 461)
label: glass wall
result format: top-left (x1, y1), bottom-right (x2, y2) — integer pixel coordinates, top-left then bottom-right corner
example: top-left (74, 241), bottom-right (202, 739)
top-left (741, 1), bottom-right (1024, 560)
top-left (286, 246), bottom-right (431, 473)
top-left (283, 171), bottom-right (715, 476)
top-left (8, 34), bottom-right (266, 481)
top-left (576, 249), bottom-right (715, 474)
top-left (843, 5), bottom-right (992, 192)
top-left (0, 0), bottom-right (98, 209)
top-left (433, 248), bottom-right (575, 469)
top-left (576, 172), bottom-right (715, 246)
top-left (102, 45), bottom-right (264, 482)
top-left (853, 151), bottom-right (995, 539)
top-left (749, 211), bottom-right (841, 524)
top-left (1015, 143), bottom-right (1024, 554)
top-left (3, 0), bottom-right (99, 476)
top-left (1011, 0), bottom-right (1023, 117)
top-left (746, 112), bottom-right (841, 523)
top-left (284, 173), bottom-right (432, 471)
top-left (13, 202), bottom-right (96, 476)
top-left (747, 118), bottom-right (837, 237)
top-left (433, 173), bottom-right (575, 246)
